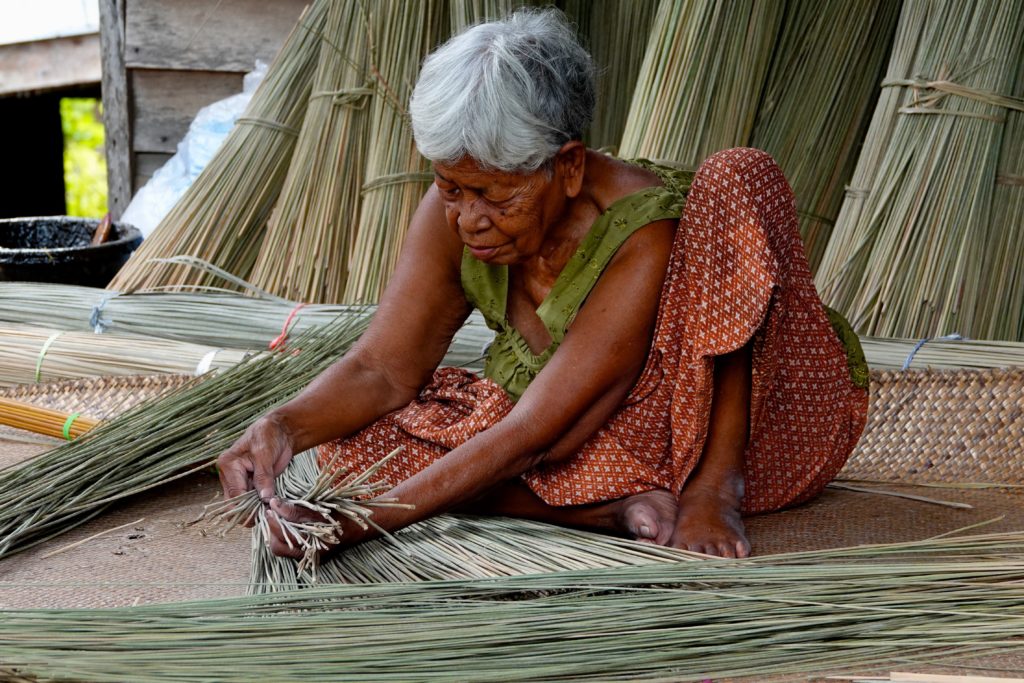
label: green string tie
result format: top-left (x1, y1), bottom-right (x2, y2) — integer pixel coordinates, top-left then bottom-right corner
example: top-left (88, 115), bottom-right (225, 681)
top-left (62, 412), bottom-right (81, 441)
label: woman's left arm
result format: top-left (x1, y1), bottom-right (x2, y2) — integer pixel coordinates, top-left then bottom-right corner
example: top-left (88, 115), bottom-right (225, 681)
top-left (268, 217), bottom-right (677, 555)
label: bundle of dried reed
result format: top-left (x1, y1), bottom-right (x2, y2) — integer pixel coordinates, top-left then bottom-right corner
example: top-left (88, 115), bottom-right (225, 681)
top-left (749, 0), bottom-right (901, 270)
top-left (0, 259), bottom-right (493, 370)
top-left (815, 0), bottom-right (1024, 339)
top-left (343, 0), bottom-right (447, 303)
top-left (107, 1), bottom-right (328, 292)
top-left (247, 0), bottom-right (372, 303)
top-left (0, 325), bottom-right (248, 387)
top-left (560, 0), bottom-right (658, 150)
top-left (618, 0), bottom-right (783, 168)
top-left (972, 55), bottom-right (1024, 341)
top-left (861, 335), bottom-right (1024, 370)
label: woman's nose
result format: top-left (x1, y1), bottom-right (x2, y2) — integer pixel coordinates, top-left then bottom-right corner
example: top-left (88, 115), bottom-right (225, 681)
top-left (457, 198), bottom-right (492, 232)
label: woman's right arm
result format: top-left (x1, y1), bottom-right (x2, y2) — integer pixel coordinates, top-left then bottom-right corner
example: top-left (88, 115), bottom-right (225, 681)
top-left (217, 187), bottom-right (469, 501)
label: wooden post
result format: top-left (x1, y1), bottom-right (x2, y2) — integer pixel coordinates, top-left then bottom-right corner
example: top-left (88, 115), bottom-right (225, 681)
top-left (99, 0), bottom-right (133, 219)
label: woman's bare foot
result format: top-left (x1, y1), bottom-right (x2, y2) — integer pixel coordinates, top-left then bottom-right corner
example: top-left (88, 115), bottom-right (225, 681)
top-left (670, 486), bottom-right (750, 558)
top-left (614, 489), bottom-right (678, 545)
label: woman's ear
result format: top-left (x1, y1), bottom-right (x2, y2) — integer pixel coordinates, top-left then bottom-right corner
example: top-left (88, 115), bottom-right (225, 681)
top-left (555, 141), bottom-right (586, 198)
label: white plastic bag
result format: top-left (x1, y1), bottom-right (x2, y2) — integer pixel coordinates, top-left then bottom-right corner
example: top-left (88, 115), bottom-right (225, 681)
top-left (121, 61), bottom-right (268, 238)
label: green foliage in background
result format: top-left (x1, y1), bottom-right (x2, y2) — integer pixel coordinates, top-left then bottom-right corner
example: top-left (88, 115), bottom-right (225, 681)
top-left (60, 98), bottom-right (108, 218)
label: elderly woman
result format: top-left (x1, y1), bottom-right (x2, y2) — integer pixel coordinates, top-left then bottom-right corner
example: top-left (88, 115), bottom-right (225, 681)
top-left (218, 10), bottom-right (868, 559)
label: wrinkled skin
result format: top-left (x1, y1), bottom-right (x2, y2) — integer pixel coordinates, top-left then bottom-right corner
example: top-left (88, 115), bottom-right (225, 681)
top-left (218, 143), bottom-right (752, 561)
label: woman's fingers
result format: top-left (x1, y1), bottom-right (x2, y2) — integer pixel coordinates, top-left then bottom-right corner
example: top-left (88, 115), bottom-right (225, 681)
top-left (217, 445), bottom-right (254, 500)
top-left (264, 509), bottom-right (304, 559)
top-left (265, 498), bottom-right (333, 559)
top-left (252, 458), bottom-right (278, 501)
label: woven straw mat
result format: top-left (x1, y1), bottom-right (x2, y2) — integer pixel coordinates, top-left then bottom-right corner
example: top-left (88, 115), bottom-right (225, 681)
top-left (0, 368), bottom-right (1021, 612)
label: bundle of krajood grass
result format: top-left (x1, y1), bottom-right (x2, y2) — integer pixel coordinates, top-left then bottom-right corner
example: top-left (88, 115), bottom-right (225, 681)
top-left (860, 335), bottom-right (1024, 370)
top-left (449, 0), bottom-right (543, 32)
top-left (815, 0), bottom-right (1024, 339)
top-left (0, 259), bottom-right (493, 370)
top-left (0, 324), bottom-right (249, 386)
top-left (248, 0), bottom-right (372, 303)
top-left (748, 0), bottom-right (901, 271)
top-left (564, 0), bottom-right (658, 151)
top-left (618, 0), bottom-right (784, 167)
top-left (1, 532), bottom-right (1023, 681)
top-left (972, 53), bottom-right (1024, 341)
top-left (107, 0), bottom-right (328, 292)
top-left (0, 315), bottom-right (370, 560)
top-left (343, 0), bottom-right (447, 304)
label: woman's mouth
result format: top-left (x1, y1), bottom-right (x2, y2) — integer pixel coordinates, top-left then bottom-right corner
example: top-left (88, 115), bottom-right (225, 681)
top-left (467, 244), bottom-right (502, 260)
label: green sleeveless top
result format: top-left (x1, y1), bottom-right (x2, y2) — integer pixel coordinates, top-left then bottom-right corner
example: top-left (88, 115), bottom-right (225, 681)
top-left (461, 179), bottom-right (686, 402)
top-left (460, 162), bottom-right (868, 401)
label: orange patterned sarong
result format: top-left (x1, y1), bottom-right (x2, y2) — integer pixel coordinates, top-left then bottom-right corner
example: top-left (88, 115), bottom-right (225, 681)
top-left (319, 148), bottom-right (868, 514)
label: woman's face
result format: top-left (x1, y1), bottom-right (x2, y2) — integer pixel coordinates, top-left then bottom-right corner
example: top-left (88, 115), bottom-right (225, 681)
top-left (433, 156), bottom-right (566, 265)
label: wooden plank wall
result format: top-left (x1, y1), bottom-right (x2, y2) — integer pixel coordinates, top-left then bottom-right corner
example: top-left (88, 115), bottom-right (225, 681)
top-left (104, 0), bottom-right (307, 214)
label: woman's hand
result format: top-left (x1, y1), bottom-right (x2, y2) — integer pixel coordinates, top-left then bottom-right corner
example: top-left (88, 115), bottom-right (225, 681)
top-left (217, 414), bottom-right (295, 503)
top-left (263, 498), bottom-right (369, 559)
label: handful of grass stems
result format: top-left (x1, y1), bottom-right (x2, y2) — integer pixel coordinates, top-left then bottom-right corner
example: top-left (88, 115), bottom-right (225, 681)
top-left (1, 531), bottom-right (1023, 681)
top-left (0, 315), bottom-right (370, 560)
top-left (195, 447), bottom-right (412, 581)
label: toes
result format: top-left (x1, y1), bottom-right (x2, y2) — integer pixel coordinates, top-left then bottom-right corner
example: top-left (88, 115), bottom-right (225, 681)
top-left (653, 524), bottom-right (674, 546)
top-left (735, 539), bottom-right (751, 558)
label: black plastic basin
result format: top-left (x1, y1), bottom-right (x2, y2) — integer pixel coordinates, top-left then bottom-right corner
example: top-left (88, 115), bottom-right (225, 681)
top-left (0, 216), bottom-right (141, 287)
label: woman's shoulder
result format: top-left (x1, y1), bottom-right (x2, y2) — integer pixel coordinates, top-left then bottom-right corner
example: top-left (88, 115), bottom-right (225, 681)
top-left (585, 151), bottom-right (667, 212)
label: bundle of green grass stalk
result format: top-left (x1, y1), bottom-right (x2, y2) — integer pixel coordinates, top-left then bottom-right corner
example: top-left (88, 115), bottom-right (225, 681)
top-left (1, 531), bottom-right (1023, 681)
top-left (0, 258), bottom-right (493, 371)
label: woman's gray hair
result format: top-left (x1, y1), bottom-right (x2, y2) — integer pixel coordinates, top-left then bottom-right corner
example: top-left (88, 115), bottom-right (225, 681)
top-left (410, 8), bottom-right (596, 173)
